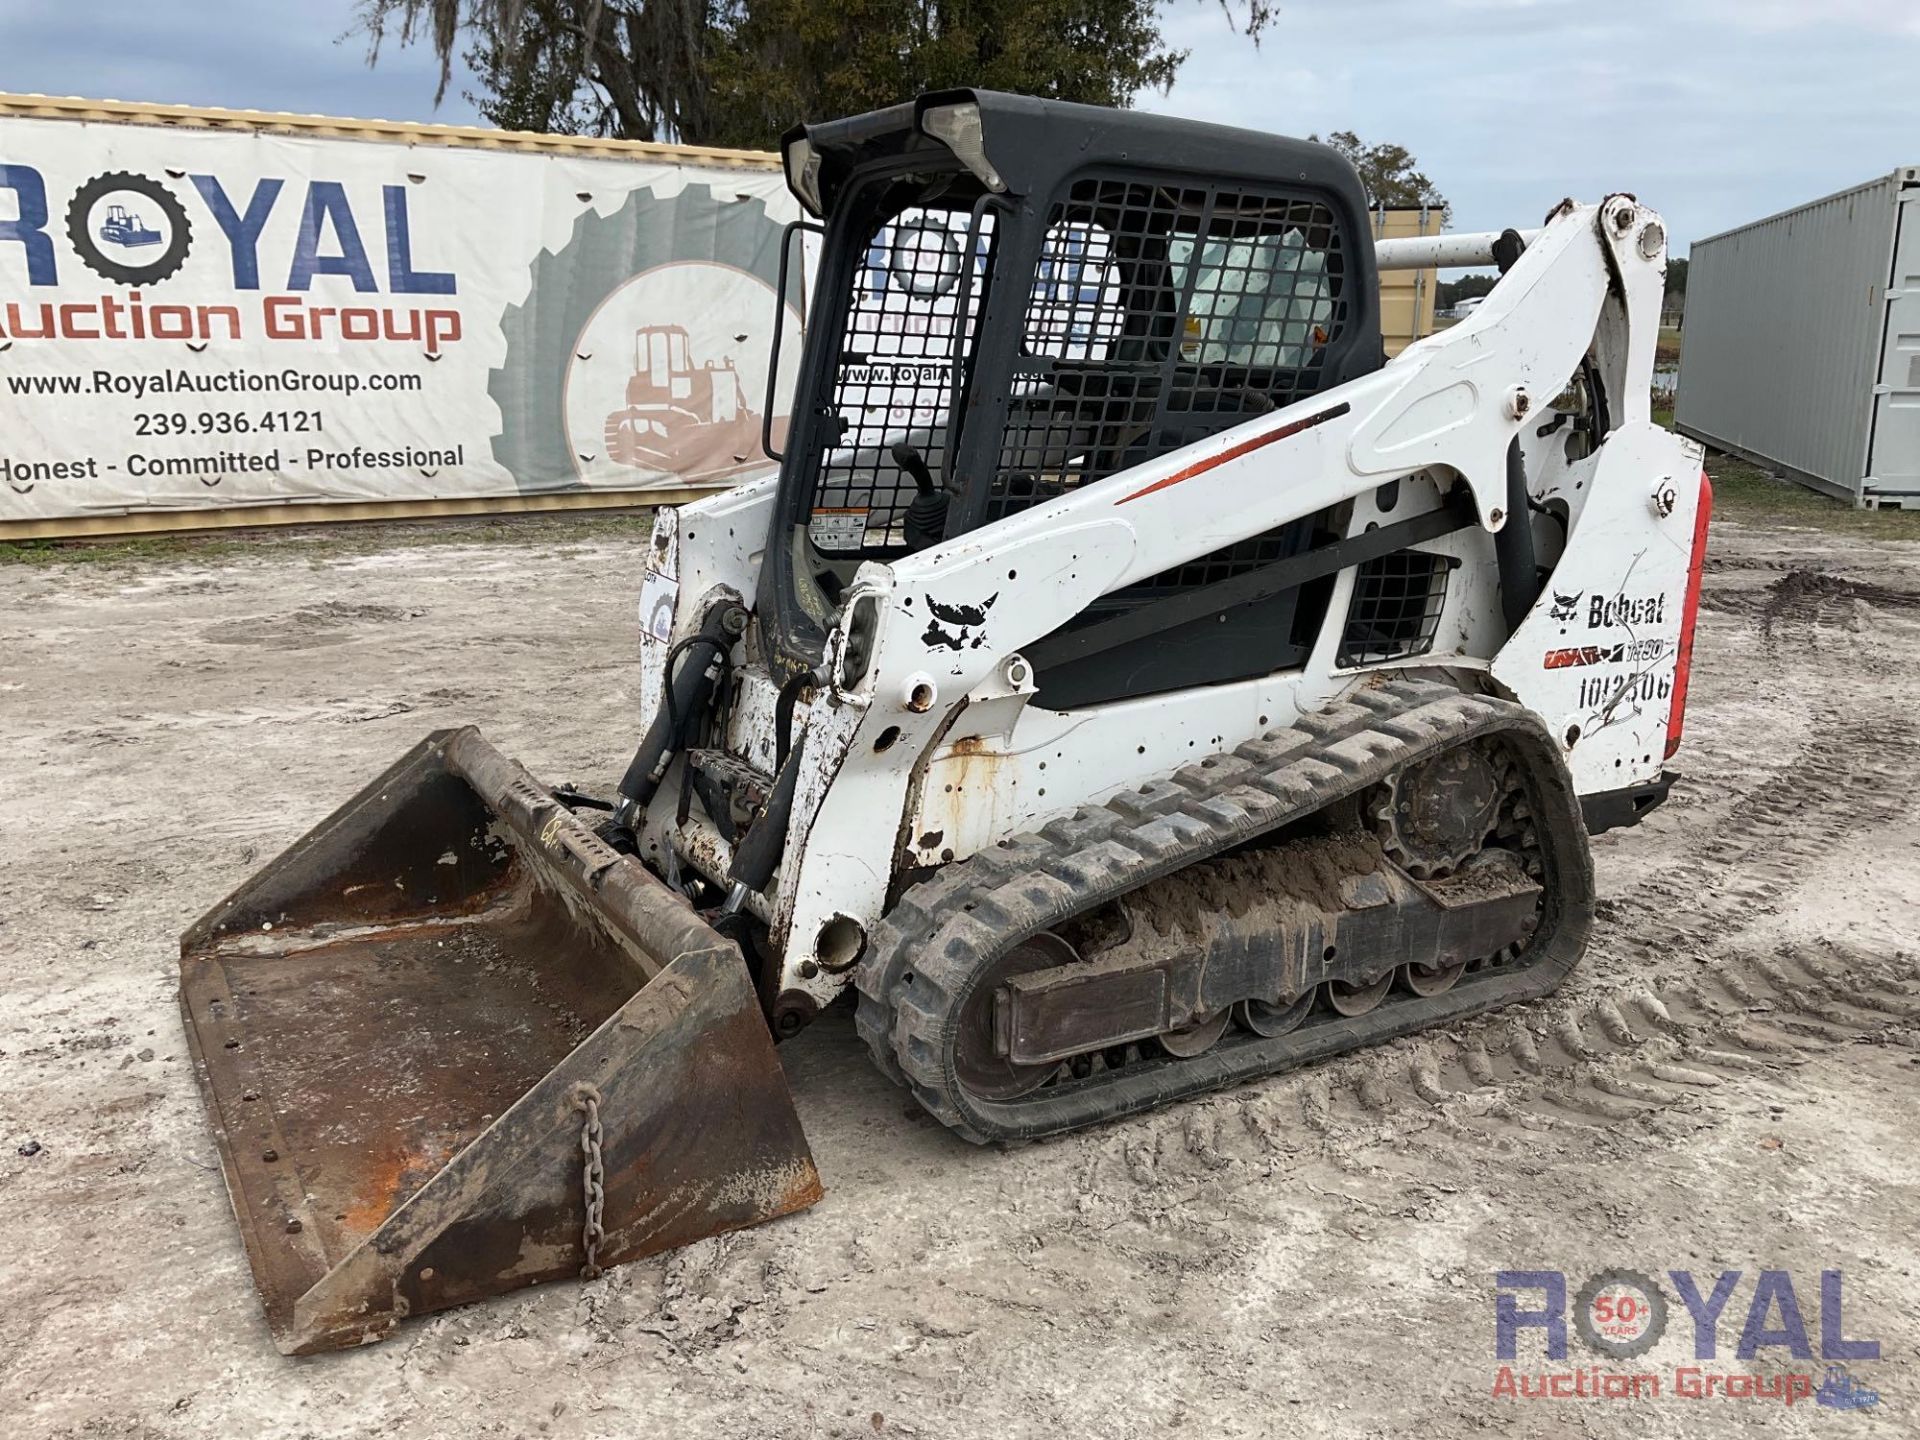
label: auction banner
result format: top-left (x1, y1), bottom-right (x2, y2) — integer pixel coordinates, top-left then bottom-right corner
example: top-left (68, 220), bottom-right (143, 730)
top-left (0, 103), bottom-right (804, 526)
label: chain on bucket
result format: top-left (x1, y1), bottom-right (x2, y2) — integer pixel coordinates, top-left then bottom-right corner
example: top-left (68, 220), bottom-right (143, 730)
top-left (575, 1083), bottom-right (606, 1279)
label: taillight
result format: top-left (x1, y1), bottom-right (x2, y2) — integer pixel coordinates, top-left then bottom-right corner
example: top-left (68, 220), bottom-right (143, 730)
top-left (1665, 469), bottom-right (1713, 759)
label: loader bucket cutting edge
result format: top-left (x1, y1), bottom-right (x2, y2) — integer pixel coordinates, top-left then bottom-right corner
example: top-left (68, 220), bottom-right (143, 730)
top-left (179, 727), bottom-right (822, 1355)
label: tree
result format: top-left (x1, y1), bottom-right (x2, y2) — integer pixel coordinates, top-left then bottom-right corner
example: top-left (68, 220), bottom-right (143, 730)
top-left (1435, 272), bottom-right (1496, 310)
top-left (359, 0), bottom-right (1276, 149)
top-left (459, 4), bottom-right (601, 135)
top-left (1661, 255), bottom-right (1687, 327)
top-left (1309, 129), bottom-right (1449, 225)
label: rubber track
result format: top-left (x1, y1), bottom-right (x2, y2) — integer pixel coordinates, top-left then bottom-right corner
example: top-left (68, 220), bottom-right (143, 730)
top-left (855, 679), bottom-right (1598, 1143)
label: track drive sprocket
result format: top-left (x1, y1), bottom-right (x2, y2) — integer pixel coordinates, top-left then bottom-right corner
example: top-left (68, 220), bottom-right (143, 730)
top-left (1367, 739), bottom-right (1511, 880)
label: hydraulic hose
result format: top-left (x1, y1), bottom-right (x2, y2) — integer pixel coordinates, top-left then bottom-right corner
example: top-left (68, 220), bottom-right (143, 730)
top-left (1496, 437), bottom-right (1542, 634)
top-left (721, 669), bottom-right (821, 916)
top-left (612, 601), bottom-right (744, 830)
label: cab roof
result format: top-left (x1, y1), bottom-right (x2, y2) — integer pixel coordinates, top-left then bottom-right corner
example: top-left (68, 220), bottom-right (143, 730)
top-left (781, 88), bottom-right (1372, 223)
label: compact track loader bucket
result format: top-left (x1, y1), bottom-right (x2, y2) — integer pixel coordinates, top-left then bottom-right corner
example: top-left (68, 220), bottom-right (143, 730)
top-left (179, 729), bottom-right (821, 1355)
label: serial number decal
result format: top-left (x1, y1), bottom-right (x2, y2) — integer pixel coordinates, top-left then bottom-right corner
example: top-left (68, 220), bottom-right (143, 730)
top-left (1577, 670), bottom-right (1674, 708)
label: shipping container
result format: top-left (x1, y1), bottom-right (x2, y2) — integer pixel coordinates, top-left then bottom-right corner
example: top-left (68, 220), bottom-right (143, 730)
top-left (1371, 204), bottom-right (1440, 357)
top-left (1676, 166), bottom-right (1920, 508)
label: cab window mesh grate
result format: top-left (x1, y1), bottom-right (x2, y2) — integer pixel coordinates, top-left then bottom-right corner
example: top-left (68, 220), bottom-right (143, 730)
top-left (986, 177), bottom-right (1347, 528)
top-left (808, 206), bottom-right (996, 552)
top-left (804, 174), bottom-right (1349, 562)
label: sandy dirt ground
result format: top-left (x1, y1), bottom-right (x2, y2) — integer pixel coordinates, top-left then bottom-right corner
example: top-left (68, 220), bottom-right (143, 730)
top-left (2, 512), bottom-right (1917, 1439)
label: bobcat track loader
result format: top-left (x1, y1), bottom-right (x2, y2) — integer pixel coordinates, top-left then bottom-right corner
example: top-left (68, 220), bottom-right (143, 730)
top-left (182, 91), bottom-right (1710, 1352)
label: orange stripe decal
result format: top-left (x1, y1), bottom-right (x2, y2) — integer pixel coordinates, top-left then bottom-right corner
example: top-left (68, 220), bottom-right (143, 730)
top-left (1114, 401), bottom-right (1351, 505)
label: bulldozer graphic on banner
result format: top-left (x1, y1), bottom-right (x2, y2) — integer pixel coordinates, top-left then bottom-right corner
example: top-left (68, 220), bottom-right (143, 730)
top-left (603, 324), bottom-right (784, 479)
top-left (99, 203), bottom-right (164, 248)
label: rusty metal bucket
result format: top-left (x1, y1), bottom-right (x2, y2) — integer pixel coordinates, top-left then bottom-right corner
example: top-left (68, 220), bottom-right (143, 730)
top-left (179, 728), bottom-right (822, 1355)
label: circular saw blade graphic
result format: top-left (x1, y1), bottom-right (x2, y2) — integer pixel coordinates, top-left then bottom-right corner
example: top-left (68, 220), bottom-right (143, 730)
top-left (489, 184), bottom-right (791, 493)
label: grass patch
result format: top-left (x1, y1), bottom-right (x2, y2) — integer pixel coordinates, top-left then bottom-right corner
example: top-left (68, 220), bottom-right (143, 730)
top-left (1703, 455), bottom-right (1920, 538)
top-left (1650, 398), bottom-right (1920, 539)
top-left (0, 533), bottom-right (258, 567)
top-left (0, 510), bottom-right (659, 568)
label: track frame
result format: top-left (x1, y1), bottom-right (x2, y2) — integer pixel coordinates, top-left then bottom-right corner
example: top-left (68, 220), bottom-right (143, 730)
top-left (856, 679), bottom-right (1595, 1142)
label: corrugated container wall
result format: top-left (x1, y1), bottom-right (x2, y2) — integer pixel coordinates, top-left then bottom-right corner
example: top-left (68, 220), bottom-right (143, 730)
top-left (1676, 167), bottom-right (1920, 507)
top-left (1371, 206), bottom-right (1440, 357)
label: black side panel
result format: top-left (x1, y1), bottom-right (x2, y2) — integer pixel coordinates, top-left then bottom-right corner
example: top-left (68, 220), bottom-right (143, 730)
top-left (1033, 576), bottom-right (1333, 710)
top-left (1031, 517), bottom-right (1326, 708)
top-left (1024, 487), bottom-right (1477, 711)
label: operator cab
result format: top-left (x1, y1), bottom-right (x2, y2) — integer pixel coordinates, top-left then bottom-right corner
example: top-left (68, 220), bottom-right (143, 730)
top-left (759, 90), bottom-right (1385, 704)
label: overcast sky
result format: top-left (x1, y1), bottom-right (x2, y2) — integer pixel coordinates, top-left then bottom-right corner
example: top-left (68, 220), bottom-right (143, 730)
top-left (2, 0), bottom-right (1914, 253)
